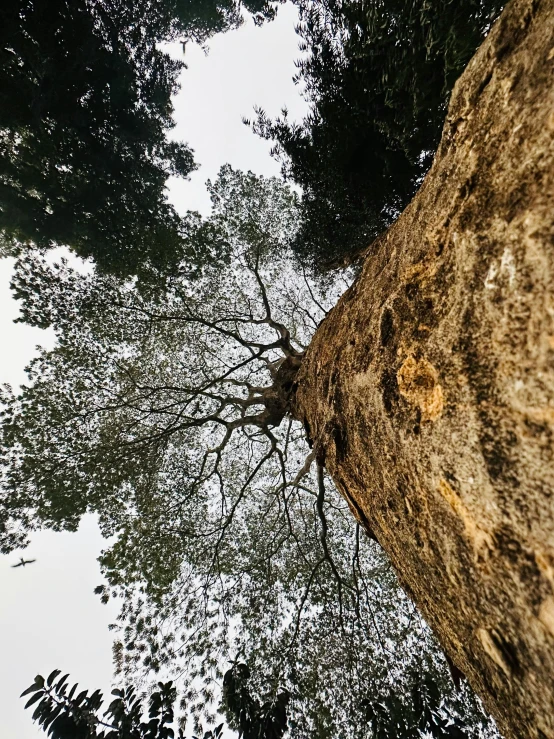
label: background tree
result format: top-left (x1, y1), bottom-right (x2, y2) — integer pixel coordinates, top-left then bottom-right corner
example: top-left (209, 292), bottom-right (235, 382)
top-left (288, 1), bottom-right (554, 734)
top-left (5, 1), bottom-right (554, 734)
top-left (249, 0), bottom-right (504, 269)
top-left (1, 168), bottom-right (497, 737)
top-left (0, 0), bottom-right (282, 277)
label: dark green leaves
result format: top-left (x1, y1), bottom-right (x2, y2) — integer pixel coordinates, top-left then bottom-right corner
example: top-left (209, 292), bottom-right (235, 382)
top-left (362, 670), bottom-right (471, 738)
top-left (21, 672), bottom-right (190, 739)
top-left (0, 0), bottom-right (198, 278)
top-left (222, 664), bottom-right (289, 739)
top-left (21, 675), bottom-right (45, 697)
top-left (47, 669), bottom-right (62, 686)
top-left (0, 0), bottom-right (285, 279)
top-left (252, 0), bottom-right (504, 269)
top-left (24, 691), bottom-right (45, 709)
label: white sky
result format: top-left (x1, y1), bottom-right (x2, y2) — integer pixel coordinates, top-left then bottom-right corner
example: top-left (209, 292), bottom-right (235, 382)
top-left (0, 5), bottom-right (308, 737)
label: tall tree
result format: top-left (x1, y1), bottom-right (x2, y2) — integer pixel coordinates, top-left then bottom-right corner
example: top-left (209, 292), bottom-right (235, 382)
top-left (1, 168), bottom-right (495, 738)
top-left (249, 0), bottom-right (504, 269)
top-left (292, 0), bottom-right (554, 735)
top-left (4, 0), bottom-right (554, 735)
top-left (0, 0), bottom-right (282, 277)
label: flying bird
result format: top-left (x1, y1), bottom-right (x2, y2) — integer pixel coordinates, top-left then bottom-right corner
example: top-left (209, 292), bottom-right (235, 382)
top-left (12, 557), bottom-right (36, 568)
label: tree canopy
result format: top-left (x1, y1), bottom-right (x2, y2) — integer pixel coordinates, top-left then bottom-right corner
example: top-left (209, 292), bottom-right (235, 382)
top-left (0, 0), bottom-right (282, 277)
top-left (249, 0), bottom-right (504, 269)
top-left (0, 0), bottom-right (505, 276)
top-left (3, 168), bottom-right (498, 737)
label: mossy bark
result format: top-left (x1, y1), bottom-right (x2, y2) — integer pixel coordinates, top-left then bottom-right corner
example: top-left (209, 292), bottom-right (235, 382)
top-left (294, 0), bottom-right (554, 735)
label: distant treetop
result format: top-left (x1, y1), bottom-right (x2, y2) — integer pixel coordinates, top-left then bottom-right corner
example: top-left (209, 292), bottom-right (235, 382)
top-left (172, 0), bottom-right (285, 43)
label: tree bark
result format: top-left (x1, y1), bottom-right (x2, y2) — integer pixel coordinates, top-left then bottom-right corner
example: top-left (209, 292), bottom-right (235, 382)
top-left (293, 0), bottom-right (554, 736)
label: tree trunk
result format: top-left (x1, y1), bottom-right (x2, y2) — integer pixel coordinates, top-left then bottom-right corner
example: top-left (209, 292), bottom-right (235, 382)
top-left (293, 0), bottom-right (554, 735)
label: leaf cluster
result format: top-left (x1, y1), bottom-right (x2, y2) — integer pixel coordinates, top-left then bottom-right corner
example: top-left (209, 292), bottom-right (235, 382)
top-left (222, 663), bottom-right (289, 739)
top-left (21, 670), bottom-right (183, 739)
top-left (361, 669), bottom-right (471, 738)
top-left (21, 666), bottom-right (289, 739)
top-left (170, 0), bottom-right (285, 43)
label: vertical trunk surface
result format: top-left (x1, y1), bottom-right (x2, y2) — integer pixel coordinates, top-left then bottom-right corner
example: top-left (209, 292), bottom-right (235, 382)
top-left (294, 1), bottom-right (554, 736)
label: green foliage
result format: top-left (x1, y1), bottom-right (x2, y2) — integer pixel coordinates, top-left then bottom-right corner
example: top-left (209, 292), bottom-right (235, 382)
top-left (170, 0), bottom-right (285, 43)
top-left (3, 169), bottom-right (498, 738)
top-left (22, 667), bottom-right (288, 739)
top-left (361, 669), bottom-right (470, 738)
top-left (0, 0), bottom-right (187, 276)
top-left (250, 0), bottom-right (504, 269)
top-left (20, 672), bottom-right (217, 739)
top-left (0, 0), bottom-right (283, 277)
top-left (222, 664), bottom-right (289, 739)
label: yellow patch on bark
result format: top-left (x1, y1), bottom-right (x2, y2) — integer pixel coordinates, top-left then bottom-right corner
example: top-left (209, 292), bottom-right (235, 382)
top-left (538, 597), bottom-right (554, 638)
top-left (438, 479), bottom-right (494, 559)
top-left (523, 407), bottom-right (554, 425)
top-left (535, 550), bottom-right (554, 589)
top-left (477, 628), bottom-right (512, 678)
top-left (403, 258), bottom-right (438, 283)
top-left (397, 356), bottom-right (444, 421)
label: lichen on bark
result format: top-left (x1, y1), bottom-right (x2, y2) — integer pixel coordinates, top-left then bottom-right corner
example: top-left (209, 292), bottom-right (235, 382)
top-left (293, 0), bottom-right (554, 735)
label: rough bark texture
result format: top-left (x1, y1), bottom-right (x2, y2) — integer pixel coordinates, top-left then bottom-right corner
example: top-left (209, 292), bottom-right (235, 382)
top-left (293, 1), bottom-right (554, 736)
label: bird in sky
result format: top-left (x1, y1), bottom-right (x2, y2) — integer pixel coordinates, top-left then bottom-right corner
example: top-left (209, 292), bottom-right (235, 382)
top-left (11, 557), bottom-right (36, 568)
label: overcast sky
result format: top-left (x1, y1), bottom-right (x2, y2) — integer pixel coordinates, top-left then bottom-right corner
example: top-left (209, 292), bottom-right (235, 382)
top-left (0, 5), bottom-right (308, 737)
